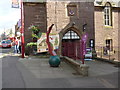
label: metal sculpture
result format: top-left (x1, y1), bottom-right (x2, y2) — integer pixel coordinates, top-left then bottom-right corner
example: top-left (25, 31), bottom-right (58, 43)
top-left (46, 24), bottom-right (60, 67)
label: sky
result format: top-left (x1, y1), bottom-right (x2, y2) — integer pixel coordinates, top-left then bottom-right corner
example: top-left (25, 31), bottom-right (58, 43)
top-left (0, 0), bottom-right (20, 35)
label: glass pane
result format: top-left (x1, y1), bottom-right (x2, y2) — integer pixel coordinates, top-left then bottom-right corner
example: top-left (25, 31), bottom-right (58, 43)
top-left (63, 30), bottom-right (80, 40)
top-left (104, 3), bottom-right (112, 26)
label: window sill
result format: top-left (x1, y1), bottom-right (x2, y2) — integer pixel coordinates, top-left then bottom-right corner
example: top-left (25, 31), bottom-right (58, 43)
top-left (104, 25), bottom-right (113, 28)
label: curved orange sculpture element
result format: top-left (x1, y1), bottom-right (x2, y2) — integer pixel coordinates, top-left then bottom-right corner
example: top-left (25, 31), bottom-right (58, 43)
top-left (46, 24), bottom-right (57, 56)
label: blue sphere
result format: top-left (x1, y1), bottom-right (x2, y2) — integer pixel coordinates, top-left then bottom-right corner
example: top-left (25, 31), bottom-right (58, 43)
top-left (49, 55), bottom-right (61, 67)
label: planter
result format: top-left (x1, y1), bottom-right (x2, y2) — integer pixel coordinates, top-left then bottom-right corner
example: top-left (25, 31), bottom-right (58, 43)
top-left (25, 45), bottom-right (37, 56)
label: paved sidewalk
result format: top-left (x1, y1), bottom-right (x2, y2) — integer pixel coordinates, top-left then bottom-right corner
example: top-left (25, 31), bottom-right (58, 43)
top-left (18, 57), bottom-right (119, 77)
top-left (18, 57), bottom-right (79, 79)
top-left (84, 60), bottom-right (118, 77)
top-left (1, 48), bottom-right (118, 88)
top-left (16, 56), bottom-right (119, 88)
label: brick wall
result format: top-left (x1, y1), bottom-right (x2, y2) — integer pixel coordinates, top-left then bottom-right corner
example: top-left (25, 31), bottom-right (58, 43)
top-left (23, 2), bottom-right (47, 45)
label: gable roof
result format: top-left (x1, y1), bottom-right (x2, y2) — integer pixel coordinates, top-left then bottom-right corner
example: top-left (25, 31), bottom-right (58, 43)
top-left (94, 0), bottom-right (120, 7)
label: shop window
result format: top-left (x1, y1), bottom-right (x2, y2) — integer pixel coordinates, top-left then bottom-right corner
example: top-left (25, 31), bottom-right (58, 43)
top-left (104, 2), bottom-right (112, 26)
top-left (67, 5), bottom-right (77, 16)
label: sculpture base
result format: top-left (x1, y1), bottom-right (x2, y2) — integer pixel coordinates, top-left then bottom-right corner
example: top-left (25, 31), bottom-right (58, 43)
top-left (49, 55), bottom-right (61, 67)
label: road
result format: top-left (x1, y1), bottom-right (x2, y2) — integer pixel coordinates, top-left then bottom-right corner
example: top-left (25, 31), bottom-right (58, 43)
top-left (0, 47), bottom-right (14, 54)
top-left (0, 48), bottom-right (119, 88)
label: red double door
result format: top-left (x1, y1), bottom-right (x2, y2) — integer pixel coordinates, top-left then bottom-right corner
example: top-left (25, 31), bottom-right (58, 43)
top-left (62, 40), bottom-right (82, 60)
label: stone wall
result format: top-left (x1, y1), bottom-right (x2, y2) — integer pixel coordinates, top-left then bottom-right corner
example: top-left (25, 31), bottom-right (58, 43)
top-left (46, 2), bottom-right (94, 54)
top-left (94, 6), bottom-right (119, 61)
top-left (46, 2), bottom-right (94, 38)
top-left (118, 9), bottom-right (120, 61)
top-left (23, 1), bottom-right (94, 55)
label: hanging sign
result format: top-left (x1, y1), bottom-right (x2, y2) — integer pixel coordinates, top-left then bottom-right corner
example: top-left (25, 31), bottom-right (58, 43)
top-left (84, 48), bottom-right (92, 61)
top-left (11, 0), bottom-right (19, 8)
top-left (82, 33), bottom-right (88, 42)
top-left (81, 33), bottom-right (88, 55)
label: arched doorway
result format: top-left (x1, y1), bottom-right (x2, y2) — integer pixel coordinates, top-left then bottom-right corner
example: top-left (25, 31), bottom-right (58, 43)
top-left (62, 29), bottom-right (82, 60)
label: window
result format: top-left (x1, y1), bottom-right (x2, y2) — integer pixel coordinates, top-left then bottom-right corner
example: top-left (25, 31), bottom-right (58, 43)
top-left (89, 39), bottom-right (94, 48)
top-left (104, 2), bottom-right (112, 26)
top-left (106, 39), bottom-right (113, 51)
top-left (67, 5), bottom-right (77, 16)
top-left (63, 30), bottom-right (80, 40)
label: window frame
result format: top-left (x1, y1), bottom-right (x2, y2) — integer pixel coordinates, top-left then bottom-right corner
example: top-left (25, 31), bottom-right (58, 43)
top-left (104, 2), bottom-right (112, 26)
top-left (62, 30), bottom-right (80, 40)
top-left (106, 39), bottom-right (113, 51)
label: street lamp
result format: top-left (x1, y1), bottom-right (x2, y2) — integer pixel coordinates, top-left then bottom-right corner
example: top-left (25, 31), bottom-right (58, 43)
top-left (81, 23), bottom-right (87, 64)
top-left (83, 23), bottom-right (87, 32)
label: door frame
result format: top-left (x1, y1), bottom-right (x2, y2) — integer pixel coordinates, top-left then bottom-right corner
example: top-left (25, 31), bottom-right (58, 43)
top-left (61, 27), bottom-right (82, 59)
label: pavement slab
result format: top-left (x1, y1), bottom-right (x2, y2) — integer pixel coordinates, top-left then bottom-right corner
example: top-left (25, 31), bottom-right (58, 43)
top-left (84, 60), bottom-right (119, 77)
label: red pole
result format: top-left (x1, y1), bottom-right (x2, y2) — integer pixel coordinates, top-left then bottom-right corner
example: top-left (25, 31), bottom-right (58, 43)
top-left (21, 0), bottom-right (25, 58)
top-left (81, 40), bottom-right (84, 64)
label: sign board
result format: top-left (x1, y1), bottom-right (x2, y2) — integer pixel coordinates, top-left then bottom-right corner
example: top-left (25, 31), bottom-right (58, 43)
top-left (82, 33), bottom-right (88, 42)
top-left (37, 33), bottom-right (59, 53)
top-left (84, 48), bottom-right (92, 61)
top-left (11, 0), bottom-right (19, 8)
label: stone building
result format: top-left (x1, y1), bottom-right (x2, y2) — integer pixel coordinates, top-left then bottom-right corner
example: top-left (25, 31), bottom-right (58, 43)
top-left (23, 0), bottom-right (95, 59)
top-left (15, 19), bottom-right (21, 37)
top-left (94, 0), bottom-right (120, 61)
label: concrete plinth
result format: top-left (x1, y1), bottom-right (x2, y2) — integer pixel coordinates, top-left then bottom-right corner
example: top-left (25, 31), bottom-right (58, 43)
top-left (62, 56), bottom-right (89, 76)
top-left (79, 64), bottom-right (89, 76)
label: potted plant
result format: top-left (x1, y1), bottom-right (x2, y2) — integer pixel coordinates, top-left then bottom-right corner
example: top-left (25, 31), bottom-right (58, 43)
top-left (25, 25), bottom-right (41, 55)
top-left (25, 42), bottom-right (37, 55)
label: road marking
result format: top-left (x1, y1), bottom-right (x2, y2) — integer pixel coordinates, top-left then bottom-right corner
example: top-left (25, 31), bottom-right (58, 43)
top-left (97, 78), bottom-right (116, 88)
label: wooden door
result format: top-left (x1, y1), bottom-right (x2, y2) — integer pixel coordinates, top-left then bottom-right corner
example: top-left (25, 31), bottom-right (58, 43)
top-left (62, 42), bottom-right (68, 56)
top-left (67, 41), bottom-right (75, 59)
top-left (76, 40), bottom-right (83, 60)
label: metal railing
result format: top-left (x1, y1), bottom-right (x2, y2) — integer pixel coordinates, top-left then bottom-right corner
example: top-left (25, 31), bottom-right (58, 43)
top-left (95, 46), bottom-right (119, 61)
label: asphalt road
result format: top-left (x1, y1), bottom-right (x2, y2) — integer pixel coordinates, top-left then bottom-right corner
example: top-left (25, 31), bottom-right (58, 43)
top-left (1, 48), bottom-right (119, 88)
top-left (0, 47), bottom-right (14, 54)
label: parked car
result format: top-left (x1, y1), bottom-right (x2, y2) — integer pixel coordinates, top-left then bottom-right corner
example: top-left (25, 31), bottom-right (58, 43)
top-left (1, 40), bottom-right (11, 48)
top-left (7, 40), bottom-right (12, 43)
top-left (0, 42), bottom-right (2, 47)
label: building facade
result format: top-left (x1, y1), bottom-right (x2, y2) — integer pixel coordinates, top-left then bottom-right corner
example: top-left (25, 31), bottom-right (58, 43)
top-left (94, 0), bottom-right (120, 61)
top-left (23, 1), bottom-right (95, 59)
top-left (15, 19), bottom-right (21, 37)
